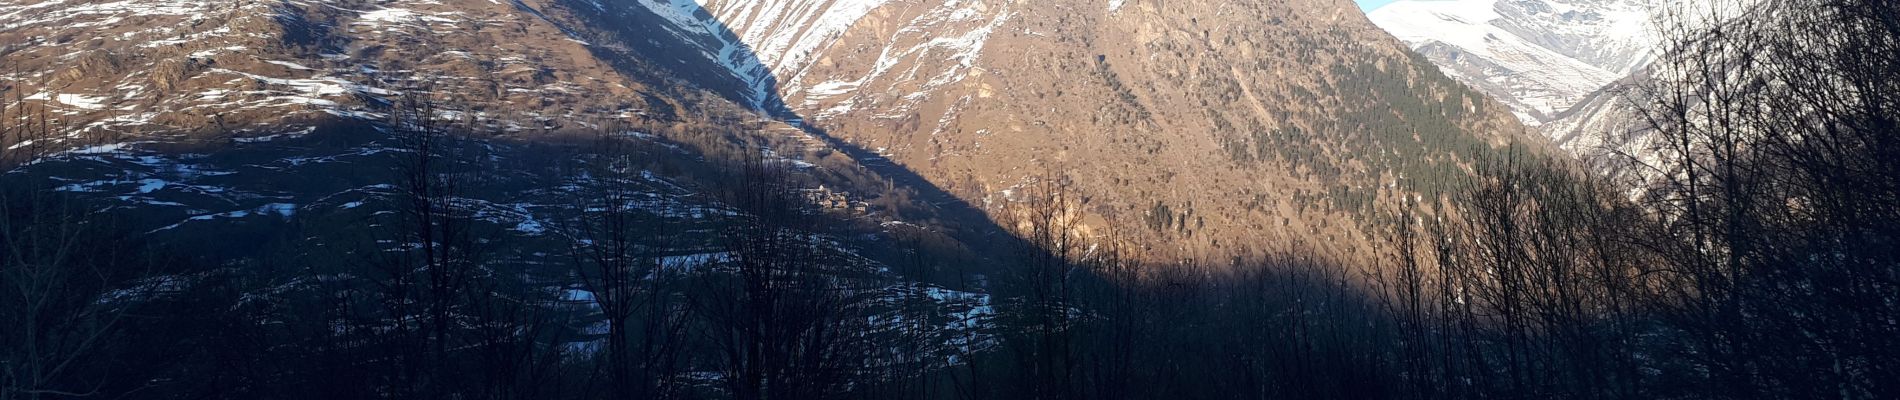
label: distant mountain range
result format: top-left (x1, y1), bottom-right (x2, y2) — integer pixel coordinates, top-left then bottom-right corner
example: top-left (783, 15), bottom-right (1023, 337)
top-left (1369, 0), bottom-right (1664, 127)
top-left (1, 0), bottom-right (1538, 263)
top-left (1371, 0), bottom-right (1759, 181)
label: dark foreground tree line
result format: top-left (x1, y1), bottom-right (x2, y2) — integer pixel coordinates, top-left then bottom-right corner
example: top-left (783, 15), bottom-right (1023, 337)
top-left (3, 0), bottom-right (1896, 399)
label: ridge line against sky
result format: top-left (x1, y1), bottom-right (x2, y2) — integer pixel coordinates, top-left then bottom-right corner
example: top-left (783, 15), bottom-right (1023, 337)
top-left (1356, 0), bottom-right (1398, 11)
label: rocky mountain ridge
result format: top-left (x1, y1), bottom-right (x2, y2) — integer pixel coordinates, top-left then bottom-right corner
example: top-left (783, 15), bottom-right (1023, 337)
top-left (664, 0), bottom-right (1537, 260)
top-left (3, 0), bottom-right (1539, 264)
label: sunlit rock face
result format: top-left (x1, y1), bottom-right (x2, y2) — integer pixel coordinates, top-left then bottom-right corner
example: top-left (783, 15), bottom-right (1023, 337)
top-left (646, 0), bottom-right (1535, 261)
top-left (2, 0), bottom-right (1538, 263)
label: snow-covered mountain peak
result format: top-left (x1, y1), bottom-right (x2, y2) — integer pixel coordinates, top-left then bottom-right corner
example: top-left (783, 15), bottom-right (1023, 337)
top-left (1369, 0), bottom-right (1664, 125)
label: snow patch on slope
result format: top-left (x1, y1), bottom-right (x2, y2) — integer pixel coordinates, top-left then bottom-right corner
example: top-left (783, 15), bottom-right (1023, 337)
top-left (636, 0), bottom-right (894, 110)
top-left (0, 0), bottom-right (219, 30)
top-left (634, 0), bottom-right (1012, 119)
top-left (28, 92), bottom-right (110, 110)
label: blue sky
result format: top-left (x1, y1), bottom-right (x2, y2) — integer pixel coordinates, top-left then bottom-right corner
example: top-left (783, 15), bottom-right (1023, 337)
top-left (1356, 0), bottom-right (1398, 11)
